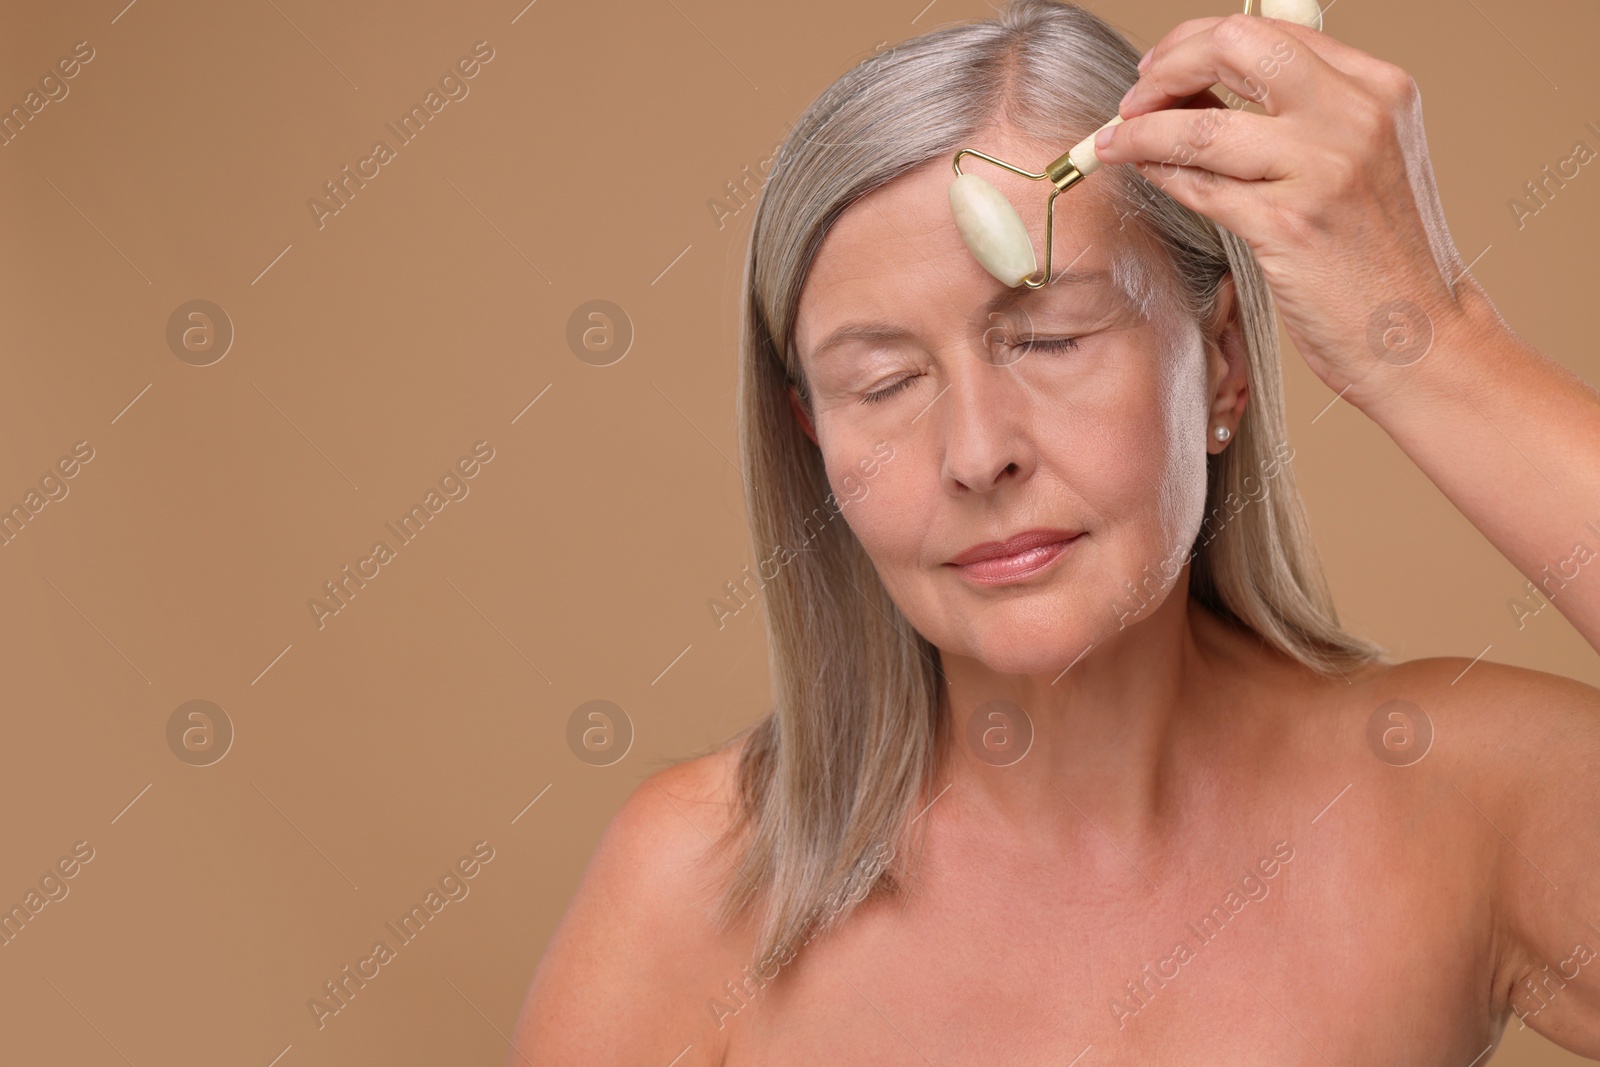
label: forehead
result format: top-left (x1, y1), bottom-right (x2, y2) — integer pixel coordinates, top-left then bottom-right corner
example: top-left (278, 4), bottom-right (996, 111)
top-left (793, 130), bottom-right (1139, 361)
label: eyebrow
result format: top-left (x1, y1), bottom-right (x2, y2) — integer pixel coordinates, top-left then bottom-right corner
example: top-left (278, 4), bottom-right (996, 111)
top-left (806, 268), bottom-right (1115, 364)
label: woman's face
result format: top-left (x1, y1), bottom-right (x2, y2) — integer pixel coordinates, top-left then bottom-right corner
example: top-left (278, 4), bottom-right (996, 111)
top-left (790, 129), bottom-right (1245, 675)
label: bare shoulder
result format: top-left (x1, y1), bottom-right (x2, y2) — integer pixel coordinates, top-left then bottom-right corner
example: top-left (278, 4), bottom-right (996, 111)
top-left (1351, 654), bottom-right (1600, 769)
top-left (1351, 655), bottom-right (1600, 1055)
top-left (1334, 653), bottom-right (1600, 810)
top-left (508, 736), bottom-right (756, 1066)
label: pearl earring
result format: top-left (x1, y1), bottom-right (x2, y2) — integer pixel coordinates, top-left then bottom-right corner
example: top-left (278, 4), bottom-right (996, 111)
top-left (1213, 425), bottom-right (1231, 442)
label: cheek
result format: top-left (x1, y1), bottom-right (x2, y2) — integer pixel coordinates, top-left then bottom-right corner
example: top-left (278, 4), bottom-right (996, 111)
top-left (1036, 340), bottom-right (1208, 555)
top-left (830, 458), bottom-right (923, 567)
top-left (1156, 338), bottom-right (1214, 522)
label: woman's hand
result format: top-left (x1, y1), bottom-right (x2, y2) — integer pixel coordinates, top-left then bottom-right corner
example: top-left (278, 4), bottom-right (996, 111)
top-left (1095, 13), bottom-right (1477, 410)
top-left (1100, 14), bottom-right (1600, 661)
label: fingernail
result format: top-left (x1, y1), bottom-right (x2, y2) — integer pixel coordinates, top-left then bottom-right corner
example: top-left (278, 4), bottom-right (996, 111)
top-left (1095, 124), bottom-right (1116, 149)
top-left (1138, 49), bottom-right (1152, 71)
top-left (1119, 84), bottom-right (1137, 110)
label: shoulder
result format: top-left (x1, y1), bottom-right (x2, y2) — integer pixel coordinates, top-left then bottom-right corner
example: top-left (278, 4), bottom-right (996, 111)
top-left (1349, 654), bottom-right (1600, 775)
top-left (509, 736), bottom-right (755, 1065)
top-left (1338, 654), bottom-right (1600, 829)
top-left (595, 738), bottom-right (750, 900)
top-left (1351, 656), bottom-right (1600, 1055)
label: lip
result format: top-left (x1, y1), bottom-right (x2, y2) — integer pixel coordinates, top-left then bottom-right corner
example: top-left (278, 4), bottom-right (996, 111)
top-left (946, 528), bottom-right (1083, 584)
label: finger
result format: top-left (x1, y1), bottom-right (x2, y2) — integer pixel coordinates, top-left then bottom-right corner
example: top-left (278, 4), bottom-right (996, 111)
top-left (1132, 13), bottom-right (1392, 109)
top-left (1097, 105), bottom-right (1288, 183)
top-left (1122, 16), bottom-right (1327, 120)
top-left (1131, 14), bottom-right (1222, 76)
top-left (1123, 159), bottom-right (1257, 245)
top-left (1250, 15), bottom-right (1401, 83)
top-left (1122, 14), bottom-right (1377, 120)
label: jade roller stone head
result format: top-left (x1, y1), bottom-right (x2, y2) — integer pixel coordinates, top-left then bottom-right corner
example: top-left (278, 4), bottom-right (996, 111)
top-left (948, 0), bottom-right (1321, 287)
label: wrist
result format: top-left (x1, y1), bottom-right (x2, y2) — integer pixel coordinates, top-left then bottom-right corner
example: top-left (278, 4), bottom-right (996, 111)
top-left (1344, 282), bottom-right (1508, 428)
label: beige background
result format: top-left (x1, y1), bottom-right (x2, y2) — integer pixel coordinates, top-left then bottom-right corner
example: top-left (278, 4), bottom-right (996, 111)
top-left (0, 0), bottom-right (1595, 1063)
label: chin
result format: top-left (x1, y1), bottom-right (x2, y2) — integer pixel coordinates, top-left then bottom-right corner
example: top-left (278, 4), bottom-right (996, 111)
top-left (960, 622), bottom-right (1098, 677)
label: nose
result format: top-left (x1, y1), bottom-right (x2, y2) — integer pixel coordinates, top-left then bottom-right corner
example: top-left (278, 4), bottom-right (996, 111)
top-left (937, 351), bottom-right (1034, 493)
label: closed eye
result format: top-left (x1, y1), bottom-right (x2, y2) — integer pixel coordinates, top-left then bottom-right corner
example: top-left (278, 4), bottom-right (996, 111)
top-left (861, 376), bottom-right (918, 405)
top-left (857, 336), bottom-right (1082, 405)
top-left (1015, 336), bottom-right (1082, 355)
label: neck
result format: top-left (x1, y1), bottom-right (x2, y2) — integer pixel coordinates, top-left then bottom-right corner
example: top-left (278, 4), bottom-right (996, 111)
top-left (935, 572), bottom-right (1233, 846)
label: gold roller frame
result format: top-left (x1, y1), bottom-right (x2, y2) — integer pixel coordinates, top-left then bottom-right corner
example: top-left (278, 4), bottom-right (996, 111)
top-left (950, 0), bottom-right (1265, 289)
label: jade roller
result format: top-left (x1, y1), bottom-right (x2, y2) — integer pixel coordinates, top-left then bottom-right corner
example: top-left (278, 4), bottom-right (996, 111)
top-left (949, 0), bottom-right (1323, 288)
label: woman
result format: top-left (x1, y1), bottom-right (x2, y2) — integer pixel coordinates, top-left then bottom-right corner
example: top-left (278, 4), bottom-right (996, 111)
top-left (513, 2), bottom-right (1600, 1062)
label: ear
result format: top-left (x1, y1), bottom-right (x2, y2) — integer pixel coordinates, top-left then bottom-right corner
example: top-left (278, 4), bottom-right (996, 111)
top-left (788, 384), bottom-right (818, 447)
top-left (1205, 272), bottom-right (1249, 454)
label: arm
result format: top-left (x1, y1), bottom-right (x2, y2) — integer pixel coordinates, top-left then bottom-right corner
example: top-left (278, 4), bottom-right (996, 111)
top-left (1352, 285), bottom-right (1600, 654)
top-left (507, 752), bottom-right (746, 1066)
top-left (1099, 14), bottom-right (1600, 653)
top-left (1456, 662), bottom-right (1600, 1056)
top-left (1104, 15), bottom-right (1600, 1052)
